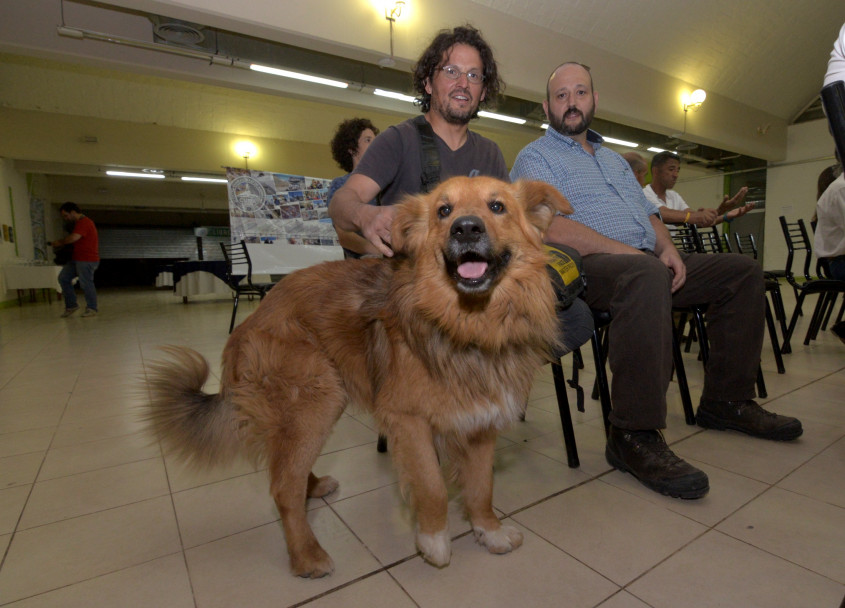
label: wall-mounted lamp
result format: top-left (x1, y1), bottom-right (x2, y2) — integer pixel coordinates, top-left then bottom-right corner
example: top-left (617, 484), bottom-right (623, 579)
top-left (682, 88), bottom-right (707, 113)
top-left (234, 141), bottom-right (257, 170)
top-left (379, 1), bottom-right (406, 68)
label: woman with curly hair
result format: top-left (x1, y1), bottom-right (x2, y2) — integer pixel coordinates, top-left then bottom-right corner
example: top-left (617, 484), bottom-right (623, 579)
top-left (326, 118), bottom-right (380, 257)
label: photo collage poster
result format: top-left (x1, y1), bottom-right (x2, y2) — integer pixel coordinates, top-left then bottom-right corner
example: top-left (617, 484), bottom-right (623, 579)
top-left (225, 167), bottom-right (339, 247)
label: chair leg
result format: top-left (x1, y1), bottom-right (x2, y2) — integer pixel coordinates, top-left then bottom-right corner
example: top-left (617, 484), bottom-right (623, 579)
top-left (552, 359), bottom-right (579, 468)
top-left (820, 293), bottom-right (837, 331)
top-left (590, 326), bottom-right (609, 401)
top-left (692, 310), bottom-right (709, 363)
top-left (804, 296), bottom-right (828, 345)
top-left (568, 348), bottom-right (585, 413)
top-left (589, 329), bottom-right (612, 436)
top-left (671, 327), bottom-right (696, 425)
top-left (764, 297), bottom-right (786, 374)
top-left (782, 293), bottom-right (807, 354)
top-left (228, 293), bottom-right (240, 334)
top-left (755, 364), bottom-right (768, 399)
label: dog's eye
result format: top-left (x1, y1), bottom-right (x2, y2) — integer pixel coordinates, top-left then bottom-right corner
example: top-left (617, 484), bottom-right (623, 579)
top-left (488, 200), bottom-right (506, 214)
top-left (438, 204), bottom-right (452, 218)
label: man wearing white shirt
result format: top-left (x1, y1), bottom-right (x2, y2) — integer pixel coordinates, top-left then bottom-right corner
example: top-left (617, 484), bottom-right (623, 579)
top-left (643, 152), bottom-right (752, 228)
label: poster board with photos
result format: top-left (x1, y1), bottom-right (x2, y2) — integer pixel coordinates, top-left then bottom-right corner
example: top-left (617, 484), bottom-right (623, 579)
top-left (225, 167), bottom-right (344, 275)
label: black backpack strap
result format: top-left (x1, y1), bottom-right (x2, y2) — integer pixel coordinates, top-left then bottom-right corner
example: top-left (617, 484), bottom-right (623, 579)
top-left (413, 115), bottom-right (441, 194)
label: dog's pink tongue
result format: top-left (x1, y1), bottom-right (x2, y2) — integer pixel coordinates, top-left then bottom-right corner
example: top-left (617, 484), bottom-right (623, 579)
top-left (458, 261), bottom-right (488, 279)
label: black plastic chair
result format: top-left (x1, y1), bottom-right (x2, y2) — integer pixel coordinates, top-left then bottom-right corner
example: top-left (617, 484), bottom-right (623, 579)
top-left (778, 217), bottom-right (845, 350)
top-left (219, 240), bottom-right (276, 333)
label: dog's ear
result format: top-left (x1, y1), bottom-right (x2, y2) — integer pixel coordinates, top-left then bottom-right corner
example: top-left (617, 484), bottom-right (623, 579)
top-left (390, 193), bottom-right (429, 256)
top-left (514, 180), bottom-right (573, 233)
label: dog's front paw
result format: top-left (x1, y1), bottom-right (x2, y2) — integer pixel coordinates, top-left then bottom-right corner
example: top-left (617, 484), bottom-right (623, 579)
top-left (473, 524), bottom-right (523, 555)
top-left (290, 548), bottom-right (335, 578)
top-left (416, 528), bottom-right (451, 567)
top-left (307, 475), bottom-right (339, 499)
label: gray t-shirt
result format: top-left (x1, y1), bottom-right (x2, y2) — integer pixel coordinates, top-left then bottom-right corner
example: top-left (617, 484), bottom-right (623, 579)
top-left (352, 116), bottom-right (509, 206)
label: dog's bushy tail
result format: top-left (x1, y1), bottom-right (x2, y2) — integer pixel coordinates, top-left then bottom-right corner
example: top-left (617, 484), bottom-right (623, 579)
top-left (142, 345), bottom-right (242, 468)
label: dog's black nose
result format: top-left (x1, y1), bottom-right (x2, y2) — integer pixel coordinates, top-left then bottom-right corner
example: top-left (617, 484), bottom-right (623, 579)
top-left (450, 215), bottom-right (486, 244)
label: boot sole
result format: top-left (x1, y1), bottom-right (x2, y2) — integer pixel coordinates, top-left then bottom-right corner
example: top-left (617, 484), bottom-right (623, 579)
top-left (696, 409), bottom-right (803, 441)
top-left (605, 447), bottom-right (709, 500)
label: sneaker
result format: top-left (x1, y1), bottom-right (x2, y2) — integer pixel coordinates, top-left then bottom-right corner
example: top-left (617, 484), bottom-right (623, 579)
top-left (697, 398), bottom-right (802, 441)
top-left (605, 425), bottom-right (709, 499)
top-left (81, 308), bottom-right (98, 318)
top-left (60, 306), bottom-right (79, 318)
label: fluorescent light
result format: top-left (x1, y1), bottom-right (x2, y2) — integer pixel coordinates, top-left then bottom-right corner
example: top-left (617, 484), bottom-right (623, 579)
top-left (181, 176), bottom-right (228, 183)
top-left (478, 110), bottom-right (527, 125)
top-left (373, 88), bottom-right (416, 103)
top-left (647, 147), bottom-right (668, 153)
top-left (249, 63), bottom-right (348, 88)
top-left (106, 171), bottom-right (165, 179)
top-left (603, 136), bottom-right (639, 148)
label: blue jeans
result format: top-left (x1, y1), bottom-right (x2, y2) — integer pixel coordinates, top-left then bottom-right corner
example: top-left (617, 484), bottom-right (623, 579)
top-left (826, 255), bottom-right (845, 281)
top-left (59, 261), bottom-right (99, 311)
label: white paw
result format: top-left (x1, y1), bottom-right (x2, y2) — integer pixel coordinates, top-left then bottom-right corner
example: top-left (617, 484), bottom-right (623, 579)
top-left (416, 528), bottom-right (451, 567)
top-left (473, 524), bottom-right (523, 554)
top-left (308, 475), bottom-right (339, 498)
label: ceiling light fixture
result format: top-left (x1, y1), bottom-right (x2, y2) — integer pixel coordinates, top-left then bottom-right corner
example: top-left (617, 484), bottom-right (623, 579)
top-left (249, 63), bottom-right (348, 88)
top-left (647, 147), bottom-right (668, 153)
top-left (478, 111), bottom-right (527, 125)
top-left (378, 1), bottom-right (406, 68)
top-left (181, 176), bottom-right (228, 183)
top-left (106, 170), bottom-right (165, 179)
top-left (682, 88), bottom-right (707, 113)
top-left (373, 88), bottom-right (416, 103)
top-left (603, 136), bottom-right (639, 148)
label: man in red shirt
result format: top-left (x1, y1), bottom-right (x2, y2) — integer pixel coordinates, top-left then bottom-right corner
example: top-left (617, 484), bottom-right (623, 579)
top-left (52, 202), bottom-right (100, 317)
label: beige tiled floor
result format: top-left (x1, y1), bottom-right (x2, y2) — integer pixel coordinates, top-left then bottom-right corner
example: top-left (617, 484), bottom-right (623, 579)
top-left (0, 286), bottom-right (843, 607)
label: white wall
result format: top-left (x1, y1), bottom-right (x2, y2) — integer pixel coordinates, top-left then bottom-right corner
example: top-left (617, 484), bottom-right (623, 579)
top-left (764, 119), bottom-right (837, 272)
top-left (0, 157), bottom-right (36, 303)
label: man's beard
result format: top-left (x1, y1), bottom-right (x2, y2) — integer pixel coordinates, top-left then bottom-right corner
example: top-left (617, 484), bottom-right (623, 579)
top-left (433, 89), bottom-right (477, 125)
top-left (550, 105), bottom-right (594, 136)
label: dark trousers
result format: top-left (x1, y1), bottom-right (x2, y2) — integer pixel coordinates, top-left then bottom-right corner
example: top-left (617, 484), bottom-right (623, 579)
top-left (580, 251), bottom-right (765, 430)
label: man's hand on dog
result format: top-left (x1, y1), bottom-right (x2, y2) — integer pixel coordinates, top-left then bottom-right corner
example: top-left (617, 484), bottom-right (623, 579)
top-left (359, 205), bottom-right (397, 257)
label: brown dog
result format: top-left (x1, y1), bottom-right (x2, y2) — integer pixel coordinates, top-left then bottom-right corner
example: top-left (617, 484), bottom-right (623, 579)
top-left (143, 176), bottom-right (572, 577)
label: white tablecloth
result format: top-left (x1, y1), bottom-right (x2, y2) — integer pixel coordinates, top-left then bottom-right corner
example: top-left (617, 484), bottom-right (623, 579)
top-left (173, 271), bottom-right (233, 298)
top-left (3, 264), bottom-right (61, 291)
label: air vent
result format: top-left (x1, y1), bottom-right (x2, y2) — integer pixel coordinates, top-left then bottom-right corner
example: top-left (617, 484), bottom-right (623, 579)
top-left (151, 19), bottom-right (205, 46)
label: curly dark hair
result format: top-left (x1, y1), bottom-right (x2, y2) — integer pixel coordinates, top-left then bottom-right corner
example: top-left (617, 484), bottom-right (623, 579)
top-left (330, 118), bottom-right (380, 173)
top-left (412, 25), bottom-right (502, 117)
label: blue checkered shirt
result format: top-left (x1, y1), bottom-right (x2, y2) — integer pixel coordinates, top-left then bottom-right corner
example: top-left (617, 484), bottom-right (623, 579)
top-left (510, 128), bottom-right (658, 250)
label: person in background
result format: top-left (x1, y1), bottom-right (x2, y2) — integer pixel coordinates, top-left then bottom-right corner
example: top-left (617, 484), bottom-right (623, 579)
top-left (643, 151), bottom-right (753, 228)
top-left (52, 201), bottom-right (100, 318)
top-left (326, 118), bottom-right (381, 258)
top-left (622, 151), bottom-right (648, 187)
top-left (511, 61), bottom-right (802, 500)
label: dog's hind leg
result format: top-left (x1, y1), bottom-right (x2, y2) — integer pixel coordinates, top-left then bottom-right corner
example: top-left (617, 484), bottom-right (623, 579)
top-left (452, 429), bottom-right (523, 555)
top-left (384, 414), bottom-right (451, 567)
top-left (263, 388), bottom-right (345, 578)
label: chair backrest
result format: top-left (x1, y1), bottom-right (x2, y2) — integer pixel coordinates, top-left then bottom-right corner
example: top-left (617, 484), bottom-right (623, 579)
top-left (778, 216), bottom-right (814, 282)
top-left (697, 226), bottom-right (728, 254)
top-left (733, 232), bottom-right (760, 260)
top-left (219, 240), bottom-right (254, 285)
top-left (670, 224), bottom-right (701, 254)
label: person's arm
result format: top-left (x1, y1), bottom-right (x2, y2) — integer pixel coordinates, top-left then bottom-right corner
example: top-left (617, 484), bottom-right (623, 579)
top-left (715, 186), bottom-right (748, 215)
top-left (51, 232), bottom-right (81, 248)
top-left (658, 206), bottom-right (717, 227)
top-left (722, 201), bottom-right (755, 222)
top-left (545, 215), bottom-right (644, 256)
top-left (328, 173), bottom-right (396, 257)
top-left (650, 215), bottom-right (686, 292)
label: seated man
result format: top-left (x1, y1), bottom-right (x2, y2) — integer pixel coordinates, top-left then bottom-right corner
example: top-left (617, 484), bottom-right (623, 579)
top-left (643, 151), bottom-right (753, 227)
top-left (814, 157), bottom-right (845, 342)
top-left (622, 151), bottom-right (648, 187)
top-left (511, 61), bottom-right (802, 500)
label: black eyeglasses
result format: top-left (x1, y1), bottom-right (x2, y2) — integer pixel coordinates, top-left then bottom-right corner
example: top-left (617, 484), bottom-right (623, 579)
top-left (439, 65), bottom-right (484, 84)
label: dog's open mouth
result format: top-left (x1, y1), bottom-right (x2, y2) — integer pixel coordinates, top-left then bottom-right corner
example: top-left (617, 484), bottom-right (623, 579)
top-left (446, 248), bottom-right (511, 294)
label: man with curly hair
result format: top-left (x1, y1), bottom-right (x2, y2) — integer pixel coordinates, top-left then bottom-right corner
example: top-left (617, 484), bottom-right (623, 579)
top-left (328, 25), bottom-right (507, 258)
top-left (326, 117), bottom-right (380, 257)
